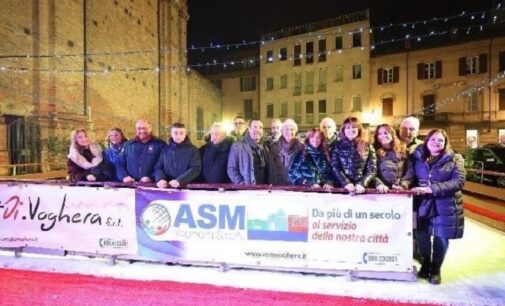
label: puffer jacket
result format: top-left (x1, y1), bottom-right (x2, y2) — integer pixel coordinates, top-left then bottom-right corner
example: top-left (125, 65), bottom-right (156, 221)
top-left (288, 144), bottom-right (333, 186)
top-left (374, 150), bottom-right (407, 188)
top-left (154, 137), bottom-right (201, 185)
top-left (331, 138), bottom-right (377, 187)
top-left (402, 146), bottom-right (465, 239)
top-left (116, 137), bottom-right (165, 181)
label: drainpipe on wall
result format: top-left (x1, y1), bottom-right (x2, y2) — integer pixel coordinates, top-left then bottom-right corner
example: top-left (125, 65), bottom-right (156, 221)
top-left (406, 51), bottom-right (410, 116)
top-left (157, 0), bottom-right (162, 136)
top-left (83, 0), bottom-right (88, 118)
top-left (488, 38), bottom-right (493, 132)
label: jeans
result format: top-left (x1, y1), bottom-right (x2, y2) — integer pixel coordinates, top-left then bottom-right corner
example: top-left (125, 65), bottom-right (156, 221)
top-left (417, 231), bottom-right (449, 263)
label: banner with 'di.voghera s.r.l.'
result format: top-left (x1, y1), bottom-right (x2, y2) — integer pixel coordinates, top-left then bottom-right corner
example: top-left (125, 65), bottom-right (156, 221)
top-left (0, 183), bottom-right (137, 255)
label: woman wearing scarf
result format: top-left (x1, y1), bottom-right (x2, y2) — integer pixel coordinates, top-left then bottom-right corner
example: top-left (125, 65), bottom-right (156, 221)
top-left (103, 127), bottom-right (128, 181)
top-left (67, 129), bottom-right (111, 182)
top-left (269, 119), bottom-right (304, 185)
top-left (288, 128), bottom-right (333, 188)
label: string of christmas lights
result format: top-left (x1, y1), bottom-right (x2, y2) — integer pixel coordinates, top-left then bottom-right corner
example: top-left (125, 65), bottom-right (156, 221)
top-left (1, 17), bottom-right (503, 75)
top-left (0, 6), bottom-right (502, 60)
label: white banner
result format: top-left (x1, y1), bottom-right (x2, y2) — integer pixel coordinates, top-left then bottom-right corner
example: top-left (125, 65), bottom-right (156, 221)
top-left (0, 184), bottom-right (137, 255)
top-left (137, 189), bottom-right (413, 272)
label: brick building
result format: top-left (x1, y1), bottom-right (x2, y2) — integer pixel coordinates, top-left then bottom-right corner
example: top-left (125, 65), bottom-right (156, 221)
top-left (0, 0), bottom-right (221, 175)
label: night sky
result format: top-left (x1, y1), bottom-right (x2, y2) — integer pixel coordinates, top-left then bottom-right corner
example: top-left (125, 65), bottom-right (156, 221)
top-left (187, 0), bottom-right (497, 46)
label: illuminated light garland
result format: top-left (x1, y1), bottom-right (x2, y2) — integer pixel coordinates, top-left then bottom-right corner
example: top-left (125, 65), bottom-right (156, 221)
top-left (0, 7), bottom-right (501, 60)
top-left (1, 18), bottom-right (501, 75)
top-left (413, 71), bottom-right (505, 116)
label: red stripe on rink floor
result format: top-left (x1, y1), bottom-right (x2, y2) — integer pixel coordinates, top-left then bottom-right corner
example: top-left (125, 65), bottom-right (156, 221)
top-left (464, 202), bottom-right (505, 223)
top-left (0, 268), bottom-right (437, 306)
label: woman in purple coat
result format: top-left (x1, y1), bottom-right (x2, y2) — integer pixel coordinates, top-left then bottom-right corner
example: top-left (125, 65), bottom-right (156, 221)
top-left (402, 129), bottom-right (465, 285)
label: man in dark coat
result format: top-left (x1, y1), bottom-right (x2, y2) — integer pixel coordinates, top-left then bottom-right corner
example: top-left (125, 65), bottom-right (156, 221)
top-left (199, 123), bottom-right (233, 183)
top-left (117, 119), bottom-right (165, 183)
top-left (155, 123), bottom-right (201, 188)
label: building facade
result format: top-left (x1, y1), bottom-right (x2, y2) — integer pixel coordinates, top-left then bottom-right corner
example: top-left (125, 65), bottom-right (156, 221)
top-left (0, 0), bottom-right (221, 174)
top-left (370, 38), bottom-right (505, 151)
top-left (259, 10), bottom-right (371, 130)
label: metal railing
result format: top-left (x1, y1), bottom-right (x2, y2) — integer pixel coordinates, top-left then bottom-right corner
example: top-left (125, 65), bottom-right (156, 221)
top-left (0, 162), bottom-right (65, 176)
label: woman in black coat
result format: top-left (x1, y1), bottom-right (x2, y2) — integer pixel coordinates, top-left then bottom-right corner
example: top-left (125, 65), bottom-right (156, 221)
top-left (372, 123), bottom-right (408, 192)
top-left (331, 116), bottom-right (376, 194)
top-left (402, 129), bottom-right (465, 285)
top-left (288, 128), bottom-right (333, 187)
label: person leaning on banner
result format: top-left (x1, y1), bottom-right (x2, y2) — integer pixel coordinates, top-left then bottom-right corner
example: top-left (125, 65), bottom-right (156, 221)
top-left (288, 128), bottom-right (333, 188)
top-left (155, 123), bottom-right (201, 188)
top-left (227, 118), bottom-right (271, 185)
top-left (401, 129), bottom-right (465, 285)
top-left (319, 117), bottom-right (338, 155)
top-left (67, 129), bottom-right (111, 182)
top-left (103, 127), bottom-right (128, 182)
top-left (372, 123), bottom-right (408, 193)
top-left (269, 118), bottom-right (304, 185)
top-left (398, 115), bottom-right (424, 263)
top-left (399, 116), bottom-right (423, 154)
top-left (116, 119), bottom-right (165, 184)
top-left (331, 116), bottom-right (377, 194)
top-left (198, 122), bottom-right (233, 183)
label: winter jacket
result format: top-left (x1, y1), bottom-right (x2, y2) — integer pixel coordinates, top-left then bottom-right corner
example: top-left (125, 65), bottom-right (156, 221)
top-left (67, 142), bottom-right (111, 182)
top-left (288, 144), bottom-right (333, 186)
top-left (198, 137), bottom-right (233, 183)
top-left (331, 138), bottom-right (377, 187)
top-left (374, 150), bottom-right (407, 188)
top-left (103, 143), bottom-right (125, 182)
top-left (402, 146), bottom-right (466, 239)
top-left (269, 138), bottom-right (304, 185)
top-left (154, 137), bottom-right (201, 185)
top-left (227, 134), bottom-right (271, 184)
top-left (116, 137), bottom-right (165, 181)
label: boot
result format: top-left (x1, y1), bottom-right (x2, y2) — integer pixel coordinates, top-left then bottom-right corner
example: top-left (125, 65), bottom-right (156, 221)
top-left (429, 261), bottom-right (442, 285)
top-left (417, 258), bottom-right (430, 279)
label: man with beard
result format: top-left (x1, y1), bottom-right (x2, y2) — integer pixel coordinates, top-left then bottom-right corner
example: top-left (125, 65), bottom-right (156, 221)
top-left (117, 119), bottom-right (165, 183)
top-left (227, 119), bottom-right (270, 184)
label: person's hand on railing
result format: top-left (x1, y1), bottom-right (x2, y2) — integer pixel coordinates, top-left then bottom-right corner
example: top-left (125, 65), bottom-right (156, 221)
top-left (156, 179), bottom-right (168, 188)
top-left (140, 176), bottom-right (151, 183)
top-left (355, 184), bottom-right (365, 194)
top-left (376, 184), bottom-right (389, 193)
top-left (123, 176), bottom-right (135, 183)
top-left (412, 186), bottom-right (433, 194)
top-left (86, 174), bottom-right (96, 182)
top-left (169, 179), bottom-right (180, 188)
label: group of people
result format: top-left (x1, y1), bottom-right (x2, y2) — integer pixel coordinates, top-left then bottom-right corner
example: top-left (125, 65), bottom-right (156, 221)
top-left (66, 115), bottom-right (465, 285)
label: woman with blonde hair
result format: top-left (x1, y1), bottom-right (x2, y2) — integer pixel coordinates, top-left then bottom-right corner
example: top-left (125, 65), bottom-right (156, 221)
top-left (331, 116), bottom-right (376, 193)
top-left (67, 129), bottom-right (110, 182)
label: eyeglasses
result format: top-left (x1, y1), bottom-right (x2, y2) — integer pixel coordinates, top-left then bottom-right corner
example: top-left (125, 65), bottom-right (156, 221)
top-left (234, 122), bottom-right (245, 126)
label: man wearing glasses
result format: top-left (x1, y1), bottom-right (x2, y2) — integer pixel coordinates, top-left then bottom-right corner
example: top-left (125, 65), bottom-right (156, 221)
top-left (230, 116), bottom-right (247, 141)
